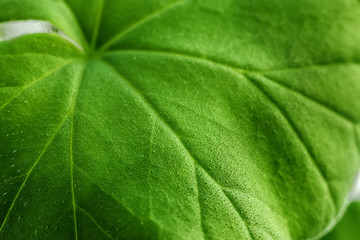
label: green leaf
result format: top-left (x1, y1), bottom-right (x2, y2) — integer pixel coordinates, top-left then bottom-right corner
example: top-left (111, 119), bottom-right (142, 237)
top-left (1, 0), bottom-right (360, 239)
top-left (321, 202), bottom-right (360, 240)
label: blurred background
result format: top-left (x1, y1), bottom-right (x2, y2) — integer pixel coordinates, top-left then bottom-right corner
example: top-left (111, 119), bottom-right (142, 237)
top-left (322, 202), bottom-right (360, 240)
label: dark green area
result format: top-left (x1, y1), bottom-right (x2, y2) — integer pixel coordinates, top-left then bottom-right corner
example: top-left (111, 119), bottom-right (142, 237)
top-left (322, 202), bottom-right (360, 240)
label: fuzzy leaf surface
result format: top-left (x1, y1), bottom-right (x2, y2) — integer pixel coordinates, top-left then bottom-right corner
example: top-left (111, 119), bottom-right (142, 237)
top-left (1, 0), bottom-right (360, 239)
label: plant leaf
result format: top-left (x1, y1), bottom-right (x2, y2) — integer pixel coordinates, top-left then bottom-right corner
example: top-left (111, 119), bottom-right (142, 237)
top-left (1, 0), bottom-right (360, 239)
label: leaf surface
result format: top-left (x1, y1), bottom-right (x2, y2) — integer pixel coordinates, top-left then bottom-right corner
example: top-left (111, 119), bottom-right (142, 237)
top-left (1, 0), bottom-right (360, 239)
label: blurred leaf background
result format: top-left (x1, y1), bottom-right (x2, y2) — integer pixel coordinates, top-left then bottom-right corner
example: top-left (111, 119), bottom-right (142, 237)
top-left (321, 202), bottom-right (360, 240)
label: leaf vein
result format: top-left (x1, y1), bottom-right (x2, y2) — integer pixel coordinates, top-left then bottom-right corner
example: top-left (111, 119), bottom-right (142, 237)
top-left (75, 166), bottom-right (144, 215)
top-left (77, 206), bottom-right (114, 240)
top-left (244, 74), bottom-right (337, 210)
top-left (0, 113), bottom-right (70, 232)
top-left (104, 49), bottom-right (357, 124)
top-left (0, 59), bottom-right (76, 111)
top-left (101, 60), bottom-right (254, 239)
top-left (74, 166), bottom-right (159, 228)
top-left (70, 115), bottom-right (78, 240)
top-left (260, 74), bottom-right (356, 124)
top-left (106, 49), bottom-right (360, 72)
top-left (98, 0), bottom-right (187, 52)
top-left (68, 63), bottom-right (87, 240)
top-left (90, 0), bottom-right (106, 49)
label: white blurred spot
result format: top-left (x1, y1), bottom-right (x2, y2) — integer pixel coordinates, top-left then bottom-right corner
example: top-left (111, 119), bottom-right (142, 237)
top-left (349, 170), bottom-right (360, 202)
top-left (0, 20), bottom-right (82, 51)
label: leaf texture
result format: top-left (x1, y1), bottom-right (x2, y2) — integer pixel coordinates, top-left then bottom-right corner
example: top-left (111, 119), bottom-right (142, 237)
top-left (0, 0), bottom-right (360, 239)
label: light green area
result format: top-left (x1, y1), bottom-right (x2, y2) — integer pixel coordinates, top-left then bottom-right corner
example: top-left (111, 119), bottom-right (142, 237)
top-left (0, 0), bottom-right (360, 239)
top-left (322, 202), bottom-right (360, 240)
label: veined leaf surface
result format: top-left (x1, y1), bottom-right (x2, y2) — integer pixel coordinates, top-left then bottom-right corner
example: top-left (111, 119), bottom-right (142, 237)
top-left (0, 0), bottom-right (360, 239)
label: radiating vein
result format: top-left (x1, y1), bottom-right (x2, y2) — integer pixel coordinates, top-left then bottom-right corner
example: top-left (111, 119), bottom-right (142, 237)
top-left (194, 165), bottom-right (253, 240)
top-left (243, 74), bottom-right (337, 210)
top-left (77, 206), bottom-right (114, 240)
top-left (0, 113), bottom-right (70, 232)
top-left (98, 0), bottom-right (187, 52)
top-left (67, 63), bottom-right (87, 240)
top-left (90, 0), bottom-right (106, 49)
top-left (101, 60), bottom-right (253, 239)
top-left (74, 166), bottom-right (122, 204)
top-left (74, 166), bottom-right (149, 224)
top-left (259, 61), bottom-right (360, 73)
top-left (0, 60), bottom-right (86, 236)
top-left (105, 49), bottom-right (360, 74)
top-left (104, 48), bottom-right (342, 211)
top-left (104, 49), bottom-right (250, 73)
top-left (104, 49), bottom-right (357, 125)
top-left (260, 74), bottom-right (357, 124)
top-left (70, 115), bottom-right (78, 240)
top-left (0, 59), bottom-right (76, 111)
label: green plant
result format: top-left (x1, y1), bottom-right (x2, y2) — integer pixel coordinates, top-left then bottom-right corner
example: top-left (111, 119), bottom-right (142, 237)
top-left (1, 0), bottom-right (360, 239)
